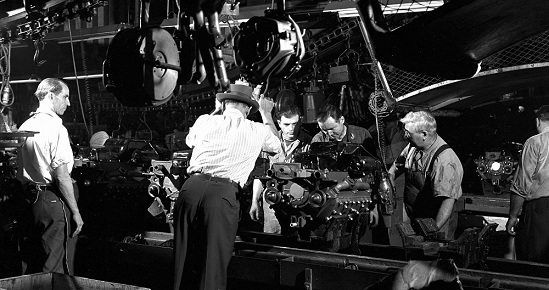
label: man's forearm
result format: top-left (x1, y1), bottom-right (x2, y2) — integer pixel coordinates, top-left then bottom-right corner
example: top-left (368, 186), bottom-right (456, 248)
top-left (57, 177), bottom-right (80, 214)
top-left (252, 179), bottom-right (263, 203)
top-left (388, 163), bottom-right (401, 183)
top-left (55, 165), bottom-right (80, 214)
top-left (435, 198), bottom-right (455, 230)
top-left (509, 193), bottom-right (525, 218)
top-left (259, 109), bottom-right (278, 136)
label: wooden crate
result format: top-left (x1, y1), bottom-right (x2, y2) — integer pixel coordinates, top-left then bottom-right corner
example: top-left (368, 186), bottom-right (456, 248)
top-left (0, 272), bottom-right (150, 290)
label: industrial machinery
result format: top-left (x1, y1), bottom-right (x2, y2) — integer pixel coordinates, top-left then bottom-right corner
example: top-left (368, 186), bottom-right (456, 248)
top-left (255, 141), bottom-right (393, 253)
top-left (144, 150), bottom-right (191, 230)
top-left (103, 0), bottom-right (305, 107)
top-left (474, 145), bottom-right (520, 195)
top-left (70, 137), bottom-right (188, 238)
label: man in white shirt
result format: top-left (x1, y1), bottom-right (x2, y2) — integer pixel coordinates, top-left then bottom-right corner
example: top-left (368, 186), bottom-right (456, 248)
top-left (17, 78), bottom-right (83, 274)
top-left (507, 105), bottom-right (549, 263)
top-left (173, 83), bottom-right (281, 290)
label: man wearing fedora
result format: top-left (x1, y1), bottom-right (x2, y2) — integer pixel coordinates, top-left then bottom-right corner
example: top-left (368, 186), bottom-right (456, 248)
top-left (173, 82), bottom-right (281, 290)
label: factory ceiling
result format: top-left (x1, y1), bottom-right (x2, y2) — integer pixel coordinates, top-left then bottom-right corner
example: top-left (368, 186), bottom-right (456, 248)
top-left (1, 0), bottom-right (549, 113)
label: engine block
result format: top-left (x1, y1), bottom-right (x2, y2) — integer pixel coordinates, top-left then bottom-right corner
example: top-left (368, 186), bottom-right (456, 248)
top-left (258, 159), bottom-right (386, 253)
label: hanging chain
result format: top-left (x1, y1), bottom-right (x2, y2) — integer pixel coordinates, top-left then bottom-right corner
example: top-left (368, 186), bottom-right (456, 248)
top-left (312, 52), bottom-right (318, 83)
top-left (368, 70), bottom-right (390, 117)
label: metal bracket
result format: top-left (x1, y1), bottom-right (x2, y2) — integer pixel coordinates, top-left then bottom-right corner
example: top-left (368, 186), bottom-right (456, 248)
top-left (304, 268), bottom-right (313, 290)
top-left (355, 1), bottom-right (396, 105)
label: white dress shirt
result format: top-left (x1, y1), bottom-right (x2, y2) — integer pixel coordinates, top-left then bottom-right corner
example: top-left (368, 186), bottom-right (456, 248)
top-left (186, 108), bottom-right (281, 186)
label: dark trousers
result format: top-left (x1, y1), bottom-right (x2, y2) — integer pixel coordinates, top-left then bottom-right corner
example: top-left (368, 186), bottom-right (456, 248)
top-left (516, 196), bottom-right (549, 263)
top-left (26, 184), bottom-right (78, 275)
top-left (0, 190), bottom-right (30, 278)
top-left (173, 175), bottom-right (240, 290)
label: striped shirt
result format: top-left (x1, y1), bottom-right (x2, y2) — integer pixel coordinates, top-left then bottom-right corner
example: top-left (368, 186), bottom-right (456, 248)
top-left (266, 130), bottom-right (312, 163)
top-left (512, 126), bottom-right (549, 200)
top-left (186, 108), bottom-right (281, 186)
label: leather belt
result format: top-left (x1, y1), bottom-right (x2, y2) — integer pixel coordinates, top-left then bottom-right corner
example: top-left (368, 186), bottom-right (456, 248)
top-left (21, 182), bottom-right (56, 191)
top-left (192, 173), bottom-right (240, 190)
top-left (29, 183), bottom-right (55, 192)
top-left (21, 183), bottom-right (57, 203)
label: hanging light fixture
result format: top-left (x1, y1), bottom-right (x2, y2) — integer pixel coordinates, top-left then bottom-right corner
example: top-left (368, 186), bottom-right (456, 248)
top-left (1, 83), bottom-right (14, 107)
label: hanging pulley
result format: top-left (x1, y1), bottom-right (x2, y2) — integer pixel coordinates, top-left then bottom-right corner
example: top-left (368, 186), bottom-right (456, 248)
top-left (103, 27), bottom-right (180, 107)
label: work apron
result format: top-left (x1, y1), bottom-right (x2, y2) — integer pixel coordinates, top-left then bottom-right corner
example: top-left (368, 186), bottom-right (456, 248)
top-left (404, 148), bottom-right (457, 240)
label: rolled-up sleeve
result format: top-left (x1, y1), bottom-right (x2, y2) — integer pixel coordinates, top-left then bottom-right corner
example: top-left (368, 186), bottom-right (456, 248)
top-left (186, 116), bottom-right (206, 149)
top-left (262, 127), bottom-right (281, 154)
top-left (432, 151), bottom-right (463, 200)
top-left (50, 127), bottom-right (73, 169)
top-left (511, 139), bottom-right (537, 198)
